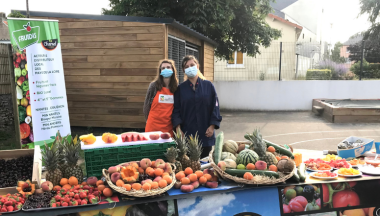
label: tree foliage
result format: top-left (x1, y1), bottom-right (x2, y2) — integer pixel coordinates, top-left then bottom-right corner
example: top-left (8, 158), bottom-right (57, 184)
top-left (330, 42), bottom-right (346, 63)
top-left (347, 40), bottom-right (380, 63)
top-left (359, 0), bottom-right (380, 41)
top-left (102, 0), bottom-right (281, 60)
top-left (7, 11), bottom-right (26, 18)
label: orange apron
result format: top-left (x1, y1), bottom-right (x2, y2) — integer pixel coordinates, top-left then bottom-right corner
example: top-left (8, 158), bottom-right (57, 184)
top-left (145, 87), bottom-right (174, 136)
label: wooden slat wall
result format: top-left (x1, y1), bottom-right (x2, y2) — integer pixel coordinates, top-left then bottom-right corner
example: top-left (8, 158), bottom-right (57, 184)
top-left (167, 25), bottom-right (201, 46)
top-left (203, 42), bottom-right (214, 82)
top-left (0, 44), bottom-right (11, 94)
top-left (32, 16), bottom-right (165, 128)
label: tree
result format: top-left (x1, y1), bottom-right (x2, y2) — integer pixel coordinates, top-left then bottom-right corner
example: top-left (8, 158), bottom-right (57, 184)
top-left (7, 11), bottom-right (26, 18)
top-left (359, 0), bottom-right (380, 41)
top-left (330, 42), bottom-right (345, 63)
top-left (102, 0), bottom-right (281, 60)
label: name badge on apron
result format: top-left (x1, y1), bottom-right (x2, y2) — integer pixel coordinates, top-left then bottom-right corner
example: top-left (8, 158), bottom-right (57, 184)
top-left (158, 94), bottom-right (174, 104)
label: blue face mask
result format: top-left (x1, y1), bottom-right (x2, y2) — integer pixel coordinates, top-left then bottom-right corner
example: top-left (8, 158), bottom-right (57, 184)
top-left (160, 68), bottom-right (173, 78)
top-left (185, 66), bottom-right (198, 78)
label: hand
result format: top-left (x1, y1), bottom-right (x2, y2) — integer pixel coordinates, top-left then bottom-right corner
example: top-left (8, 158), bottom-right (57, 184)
top-left (205, 125), bottom-right (215, 138)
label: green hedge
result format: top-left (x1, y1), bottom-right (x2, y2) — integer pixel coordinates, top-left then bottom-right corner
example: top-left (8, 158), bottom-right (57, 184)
top-left (306, 69), bottom-right (332, 80)
top-left (351, 61), bottom-right (380, 79)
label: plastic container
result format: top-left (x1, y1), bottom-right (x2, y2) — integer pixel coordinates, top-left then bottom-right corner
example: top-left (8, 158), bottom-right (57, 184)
top-left (375, 142), bottom-right (380, 154)
top-left (84, 141), bottom-right (175, 177)
top-left (337, 136), bottom-right (374, 159)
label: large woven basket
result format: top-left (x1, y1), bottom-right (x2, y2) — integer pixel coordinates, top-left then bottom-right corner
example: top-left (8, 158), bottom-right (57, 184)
top-left (209, 145), bottom-right (296, 185)
top-left (102, 162), bottom-right (176, 197)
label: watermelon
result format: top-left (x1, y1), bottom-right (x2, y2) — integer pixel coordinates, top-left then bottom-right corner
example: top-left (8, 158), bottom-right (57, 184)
top-left (138, 134), bottom-right (148, 141)
top-left (236, 149), bottom-right (259, 166)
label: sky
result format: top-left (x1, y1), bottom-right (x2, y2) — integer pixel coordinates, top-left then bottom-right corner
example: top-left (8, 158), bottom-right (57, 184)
top-left (1, 0), bottom-right (373, 45)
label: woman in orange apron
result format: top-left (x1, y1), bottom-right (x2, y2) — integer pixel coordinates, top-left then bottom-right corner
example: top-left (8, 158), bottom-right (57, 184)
top-left (144, 59), bottom-right (179, 136)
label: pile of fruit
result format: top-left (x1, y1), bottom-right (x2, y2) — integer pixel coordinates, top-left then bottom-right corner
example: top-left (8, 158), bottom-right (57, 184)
top-left (80, 132), bottom-right (172, 145)
top-left (282, 185), bottom-right (321, 213)
top-left (304, 158), bottom-right (350, 169)
top-left (213, 129), bottom-right (295, 182)
top-left (337, 168), bottom-right (361, 175)
top-left (174, 167), bottom-right (219, 193)
top-left (0, 193), bottom-right (25, 212)
top-left (348, 159), bottom-right (366, 166)
top-left (321, 154), bottom-right (341, 161)
top-left (107, 158), bottom-right (174, 192)
top-left (0, 155), bottom-right (33, 188)
top-left (313, 171), bottom-right (337, 178)
top-left (306, 162), bottom-right (332, 171)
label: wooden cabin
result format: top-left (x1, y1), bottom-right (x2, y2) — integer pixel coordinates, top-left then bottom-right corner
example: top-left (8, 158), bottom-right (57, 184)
top-left (25, 11), bottom-right (217, 129)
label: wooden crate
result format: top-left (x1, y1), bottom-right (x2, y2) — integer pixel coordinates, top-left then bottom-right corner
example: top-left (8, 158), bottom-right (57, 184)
top-left (0, 146), bottom-right (42, 195)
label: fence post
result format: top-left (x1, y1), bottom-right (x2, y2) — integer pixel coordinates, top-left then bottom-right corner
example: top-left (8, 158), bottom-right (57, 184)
top-left (295, 53), bottom-right (299, 79)
top-left (279, 42), bottom-right (282, 81)
top-left (7, 44), bottom-right (21, 149)
top-left (359, 40), bottom-right (364, 81)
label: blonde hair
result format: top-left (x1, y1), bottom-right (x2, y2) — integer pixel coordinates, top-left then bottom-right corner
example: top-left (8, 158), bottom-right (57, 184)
top-left (181, 55), bottom-right (206, 80)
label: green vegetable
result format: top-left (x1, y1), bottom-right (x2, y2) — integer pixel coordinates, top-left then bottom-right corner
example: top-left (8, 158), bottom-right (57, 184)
top-left (16, 86), bottom-right (23, 99)
top-left (305, 200), bottom-right (320, 211)
top-left (21, 80), bottom-right (29, 92)
top-left (213, 131), bottom-right (224, 164)
top-left (225, 169), bottom-right (279, 179)
top-left (21, 69), bottom-right (27, 76)
top-left (18, 106), bottom-right (26, 123)
top-left (298, 163), bottom-right (306, 182)
top-left (264, 140), bottom-right (294, 159)
top-left (291, 169), bottom-right (300, 182)
top-left (14, 68), bottom-right (21, 78)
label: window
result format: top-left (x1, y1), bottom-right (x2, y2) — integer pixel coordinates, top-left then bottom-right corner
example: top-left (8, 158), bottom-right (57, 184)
top-left (185, 46), bottom-right (199, 60)
top-left (227, 51), bottom-right (244, 67)
top-left (168, 35), bottom-right (186, 83)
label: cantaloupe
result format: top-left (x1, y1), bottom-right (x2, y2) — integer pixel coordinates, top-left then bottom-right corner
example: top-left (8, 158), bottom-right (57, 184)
top-left (221, 152), bottom-right (236, 161)
top-left (224, 159), bottom-right (237, 169)
top-left (222, 140), bottom-right (238, 154)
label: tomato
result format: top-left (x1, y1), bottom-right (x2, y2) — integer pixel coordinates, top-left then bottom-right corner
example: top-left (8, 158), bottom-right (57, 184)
top-left (292, 196), bottom-right (308, 208)
top-left (283, 204), bottom-right (291, 213)
top-left (332, 190), bottom-right (360, 208)
top-left (289, 200), bottom-right (304, 212)
top-left (322, 184), bottom-right (330, 203)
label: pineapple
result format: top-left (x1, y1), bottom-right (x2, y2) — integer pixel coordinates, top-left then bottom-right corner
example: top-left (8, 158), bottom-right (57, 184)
top-left (164, 147), bottom-right (182, 173)
top-left (188, 133), bottom-right (202, 171)
top-left (42, 142), bottom-right (63, 186)
top-left (63, 135), bottom-right (84, 181)
top-left (247, 129), bottom-right (278, 166)
top-left (53, 131), bottom-right (68, 175)
top-left (173, 128), bottom-right (191, 170)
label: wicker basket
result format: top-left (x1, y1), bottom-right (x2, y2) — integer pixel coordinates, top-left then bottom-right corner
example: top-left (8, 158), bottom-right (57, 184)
top-left (102, 162), bottom-right (176, 197)
top-left (209, 146), bottom-right (296, 185)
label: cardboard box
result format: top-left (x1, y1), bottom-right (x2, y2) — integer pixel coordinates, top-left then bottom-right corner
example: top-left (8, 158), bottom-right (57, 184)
top-left (337, 136), bottom-right (374, 159)
top-left (0, 146), bottom-right (42, 195)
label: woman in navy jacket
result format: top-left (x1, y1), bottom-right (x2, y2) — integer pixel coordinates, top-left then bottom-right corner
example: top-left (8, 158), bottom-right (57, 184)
top-left (172, 55), bottom-right (222, 158)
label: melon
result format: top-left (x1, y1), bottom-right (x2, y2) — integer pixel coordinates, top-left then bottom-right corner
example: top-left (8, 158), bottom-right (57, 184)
top-left (236, 149), bottom-right (259, 166)
top-left (221, 152), bottom-right (236, 161)
top-left (224, 159), bottom-right (237, 169)
top-left (222, 140), bottom-right (238, 154)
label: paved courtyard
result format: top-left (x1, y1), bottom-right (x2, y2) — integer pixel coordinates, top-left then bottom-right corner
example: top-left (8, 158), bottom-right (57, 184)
top-left (220, 111), bottom-right (380, 151)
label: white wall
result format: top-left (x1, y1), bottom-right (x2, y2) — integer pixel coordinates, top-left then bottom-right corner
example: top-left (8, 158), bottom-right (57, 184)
top-left (214, 81), bottom-right (380, 111)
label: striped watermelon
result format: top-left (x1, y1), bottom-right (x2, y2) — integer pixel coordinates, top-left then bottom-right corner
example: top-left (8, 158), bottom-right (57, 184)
top-left (236, 149), bottom-right (259, 166)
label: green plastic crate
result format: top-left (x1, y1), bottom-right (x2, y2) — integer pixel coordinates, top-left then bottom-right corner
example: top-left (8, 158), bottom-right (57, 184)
top-left (84, 142), bottom-right (175, 178)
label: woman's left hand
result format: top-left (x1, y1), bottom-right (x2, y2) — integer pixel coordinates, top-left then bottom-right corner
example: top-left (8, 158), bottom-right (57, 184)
top-left (205, 125), bottom-right (215, 137)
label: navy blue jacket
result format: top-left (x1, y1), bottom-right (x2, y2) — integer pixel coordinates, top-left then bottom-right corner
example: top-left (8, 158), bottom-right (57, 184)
top-left (172, 77), bottom-right (222, 147)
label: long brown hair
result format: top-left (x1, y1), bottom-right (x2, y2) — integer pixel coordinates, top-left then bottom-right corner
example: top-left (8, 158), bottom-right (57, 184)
top-left (153, 59), bottom-right (179, 93)
top-left (181, 55), bottom-right (206, 80)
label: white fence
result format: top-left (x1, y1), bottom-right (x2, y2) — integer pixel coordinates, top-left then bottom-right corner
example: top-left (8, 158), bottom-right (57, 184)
top-left (214, 81), bottom-right (380, 111)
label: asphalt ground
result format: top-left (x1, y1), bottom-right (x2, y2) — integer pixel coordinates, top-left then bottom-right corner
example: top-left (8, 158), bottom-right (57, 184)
top-left (219, 111), bottom-right (380, 151)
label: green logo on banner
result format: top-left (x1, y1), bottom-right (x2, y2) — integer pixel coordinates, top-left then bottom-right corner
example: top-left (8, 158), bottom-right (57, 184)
top-left (11, 22), bottom-right (40, 50)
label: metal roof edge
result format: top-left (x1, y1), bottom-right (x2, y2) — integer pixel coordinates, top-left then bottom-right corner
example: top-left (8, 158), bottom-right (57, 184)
top-left (170, 21), bottom-right (217, 47)
top-left (16, 10), bottom-right (174, 24)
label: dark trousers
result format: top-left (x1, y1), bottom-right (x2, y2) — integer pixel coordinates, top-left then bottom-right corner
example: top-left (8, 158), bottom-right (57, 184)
top-left (201, 146), bottom-right (213, 159)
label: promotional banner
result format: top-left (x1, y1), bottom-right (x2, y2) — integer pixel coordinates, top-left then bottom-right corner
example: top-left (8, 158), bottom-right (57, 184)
top-left (7, 18), bottom-right (70, 147)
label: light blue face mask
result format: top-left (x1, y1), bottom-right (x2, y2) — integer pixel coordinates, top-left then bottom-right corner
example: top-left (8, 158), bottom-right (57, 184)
top-left (185, 66), bottom-right (198, 78)
top-left (160, 68), bottom-right (173, 78)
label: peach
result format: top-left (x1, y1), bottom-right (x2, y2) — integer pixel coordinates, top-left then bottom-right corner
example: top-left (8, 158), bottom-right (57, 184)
top-left (108, 166), bottom-right (120, 174)
top-left (155, 159), bottom-right (166, 169)
top-left (255, 161), bottom-right (267, 170)
top-left (140, 158), bottom-right (152, 170)
top-left (164, 163), bottom-right (173, 173)
top-left (217, 161), bottom-right (227, 171)
top-left (41, 181), bottom-right (53, 192)
top-left (153, 176), bottom-right (162, 183)
top-left (180, 185), bottom-right (194, 193)
top-left (205, 181), bottom-right (218, 188)
top-left (190, 181), bottom-right (199, 189)
top-left (149, 133), bottom-right (160, 140)
top-left (111, 172), bottom-right (121, 184)
top-left (87, 176), bottom-right (98, 186)
top-left (141, 179), bottom-right (153, 185)
top-left (174, 182), bottom-right (182, 189)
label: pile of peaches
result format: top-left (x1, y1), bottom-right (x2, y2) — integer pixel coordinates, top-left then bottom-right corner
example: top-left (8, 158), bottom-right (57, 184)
top-left (174, 167), bottom-right (219, 193)
top-left (107, 158), bottom-right (174, 193)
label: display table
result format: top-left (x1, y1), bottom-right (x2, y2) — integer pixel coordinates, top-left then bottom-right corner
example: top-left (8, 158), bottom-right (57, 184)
top-left (6, 149), bottom-right (380, 216)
